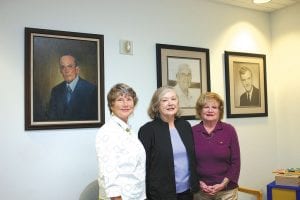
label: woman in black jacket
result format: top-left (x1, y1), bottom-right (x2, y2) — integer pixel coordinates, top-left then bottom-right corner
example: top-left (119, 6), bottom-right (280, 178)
top-left (138, 86), bottom-right (199, 200)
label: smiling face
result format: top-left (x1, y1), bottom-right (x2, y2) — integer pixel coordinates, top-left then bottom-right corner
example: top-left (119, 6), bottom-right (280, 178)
top-left (201, 99), bottom-right (220, 123)
top-left (59, 55), bottom-right (80, 83)
top-left (110, 94), bottom-right (134, 123)
top-left (240, 68), bottom-right (253, 92)
top-left (158, 90), bottom-right (179, 121)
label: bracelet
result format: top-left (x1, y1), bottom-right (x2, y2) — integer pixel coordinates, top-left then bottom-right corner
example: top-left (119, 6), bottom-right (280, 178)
top-left (221, 179), bottom-right (229, 187)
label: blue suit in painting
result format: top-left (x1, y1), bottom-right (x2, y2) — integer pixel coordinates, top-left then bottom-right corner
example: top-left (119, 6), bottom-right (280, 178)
top-left (47, 77), bottom-right (98, 121)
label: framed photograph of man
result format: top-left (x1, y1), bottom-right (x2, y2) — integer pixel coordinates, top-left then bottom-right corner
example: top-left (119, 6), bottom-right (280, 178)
top-left (156, 43), bottom-right (210, 119)
top-left (24, 27), bottom-right (105, 130)
top-left (224, 51), bottom-right (268, 118)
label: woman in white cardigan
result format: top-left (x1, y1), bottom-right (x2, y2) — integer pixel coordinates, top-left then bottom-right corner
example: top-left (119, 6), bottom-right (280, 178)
top-left (95, 83), bottom-right (146, 200)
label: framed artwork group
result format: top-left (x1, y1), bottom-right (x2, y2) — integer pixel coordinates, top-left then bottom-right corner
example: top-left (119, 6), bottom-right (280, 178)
top-left (156, 45), bottom-right (268, 119)
top-left (24, 27), bottom-right (268, 130)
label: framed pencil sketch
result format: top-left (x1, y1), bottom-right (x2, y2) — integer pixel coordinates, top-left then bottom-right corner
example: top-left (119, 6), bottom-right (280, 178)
top-left (24, 27), bottom-right (105, 130)
top-left (156, 43), bottom-right (210, 119)
top-left (224, 51), bottom-right (268, 118)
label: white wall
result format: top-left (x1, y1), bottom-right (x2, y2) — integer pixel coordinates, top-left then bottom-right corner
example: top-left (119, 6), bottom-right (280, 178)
top-left (1, 0), bottom-right (297, 199)
top-left (271, 3), bottom-right (300, 168)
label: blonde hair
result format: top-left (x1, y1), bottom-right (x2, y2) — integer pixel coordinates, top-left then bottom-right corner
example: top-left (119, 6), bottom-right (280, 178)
top-left (195, 92), bottom-right (224, 120)
top-left (147, 86), bottom-right (181, 119)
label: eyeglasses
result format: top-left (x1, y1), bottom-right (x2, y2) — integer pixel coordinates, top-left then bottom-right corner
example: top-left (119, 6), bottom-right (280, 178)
top-left (178, 73), bottom-right (191, 78)
top-left (202, 106), bottom-right (219, 111)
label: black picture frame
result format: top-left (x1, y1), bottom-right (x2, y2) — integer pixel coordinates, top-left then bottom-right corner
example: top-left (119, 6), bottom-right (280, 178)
top-left (25, 27), bottom-right (105, 130)
top-left (156, 43), bottom-right (210, 119)
top-left (224, 51), bottom-right (268, 118)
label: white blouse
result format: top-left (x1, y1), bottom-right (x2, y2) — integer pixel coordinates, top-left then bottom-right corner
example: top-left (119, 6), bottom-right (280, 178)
top-left (95, 115), bottom-right (146, 200)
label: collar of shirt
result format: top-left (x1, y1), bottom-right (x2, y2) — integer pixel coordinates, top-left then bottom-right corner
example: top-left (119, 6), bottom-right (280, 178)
top-left (111, 115), bottom-right (132, 134)
top-left (247, 86), bottom-right (254, 98)
top-left (198, 121), bottom-right (223, 134)
top-left (66, 75), bottom-right (79, 91)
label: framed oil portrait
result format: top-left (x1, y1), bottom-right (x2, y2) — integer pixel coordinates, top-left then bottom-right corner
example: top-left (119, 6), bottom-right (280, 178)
top-left (156, 43), bottom-right (210, 119)
top-left (224, 51), bottom-right (268, 118)
top-left (25, 27), bottom-right (105, 130)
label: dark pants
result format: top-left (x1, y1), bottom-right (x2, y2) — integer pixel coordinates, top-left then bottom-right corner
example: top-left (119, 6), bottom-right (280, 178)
top-left (176, 190), bottom-right (193, 200)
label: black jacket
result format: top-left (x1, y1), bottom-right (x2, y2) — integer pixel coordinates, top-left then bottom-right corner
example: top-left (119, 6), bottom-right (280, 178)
top-left (138, 117), bottom-right (199, 200)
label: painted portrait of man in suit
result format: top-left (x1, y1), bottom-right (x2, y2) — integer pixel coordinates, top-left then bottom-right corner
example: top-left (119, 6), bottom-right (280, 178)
top-left (238, 66), bottom-right (260, 107)
top-left (47, 54), bottom-right (98, 121)
top-left (29, 31), bottom-right (103, 127)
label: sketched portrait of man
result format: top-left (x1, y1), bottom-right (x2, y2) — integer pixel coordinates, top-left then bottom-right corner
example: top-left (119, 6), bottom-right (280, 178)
top-left (233, 62), bottom-right (261, 107)
top-left (168, 57), bottom-right (201, 108)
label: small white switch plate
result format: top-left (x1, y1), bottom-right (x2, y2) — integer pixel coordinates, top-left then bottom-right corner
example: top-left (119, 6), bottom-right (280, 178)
top-left (119, 40), bottom-right (133, 55)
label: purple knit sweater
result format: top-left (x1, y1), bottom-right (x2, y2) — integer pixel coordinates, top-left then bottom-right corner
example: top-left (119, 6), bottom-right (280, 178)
top-left (192, 121), bottom-right (240, 190)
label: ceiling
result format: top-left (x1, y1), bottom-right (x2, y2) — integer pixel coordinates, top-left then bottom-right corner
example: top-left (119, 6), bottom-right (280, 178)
top-left (208, 0), bottom-right (300, 12)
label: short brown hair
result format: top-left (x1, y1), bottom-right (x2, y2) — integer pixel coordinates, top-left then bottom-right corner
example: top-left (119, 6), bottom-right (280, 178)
top-left (195, 92), bottom-right (224, 120)
top-left (107, 83), bottom-right (138, 113)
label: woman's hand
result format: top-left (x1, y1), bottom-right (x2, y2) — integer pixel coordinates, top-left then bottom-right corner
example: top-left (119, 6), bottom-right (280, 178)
top-left (199, 178), bottom-right (229, 195)
top-left (207, 183), bottom-right (225, 195)
top-left (111, 196), bottom-right (122, 200)
top-left (199, 181), bottom-right (214, 193)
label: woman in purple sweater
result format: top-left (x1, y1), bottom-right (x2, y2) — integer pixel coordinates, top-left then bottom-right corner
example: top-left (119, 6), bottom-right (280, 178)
top-left (192, 92), bottom-right (240, 200)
